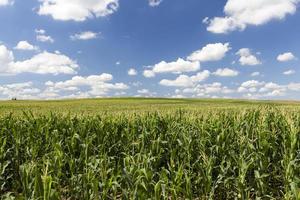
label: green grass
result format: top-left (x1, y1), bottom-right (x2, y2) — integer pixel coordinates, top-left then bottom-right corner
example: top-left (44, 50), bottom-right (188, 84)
top-left (0, 98), bottom-right (300, 199)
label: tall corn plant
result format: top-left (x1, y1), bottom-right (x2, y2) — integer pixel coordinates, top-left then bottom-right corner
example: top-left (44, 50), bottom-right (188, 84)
top-left (0, 108), bottom-right (300, 199)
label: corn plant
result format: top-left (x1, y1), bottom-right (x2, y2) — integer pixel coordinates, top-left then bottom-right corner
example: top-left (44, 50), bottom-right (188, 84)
top-left (0, 107), bottom-right (299, 199)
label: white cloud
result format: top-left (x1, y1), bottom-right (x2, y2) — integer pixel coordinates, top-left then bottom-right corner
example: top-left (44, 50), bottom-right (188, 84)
top-left (237, 80), bottom-right (288, 98)
top-left (176, 82), bottom-right (234, 98)
top-left (287, 83), bottom-right (300, 91)
top-left (143, 58), bottom-right (200, 78)
top-left (264, 82), bottom-right (282, 90)
top-left (0, 82), bottom-right (41, 100)
top-left (171, 94), bottom-right (186, 98)
top-left (241, 80), bottom-right (265, 88)
top-left (128, 68), bottom-right (138, 76)
top-left (206, 0), bottom-right (300, 34)
top-left (45, 73), bottom-right (128, 96)
top-left (0, 73), bottom-right (129, 99)
top-left (0, 0), bottom-right (13, 6)
top-left (138, 89), bottom-right (150, 94)
top-left (143, 43), bottom-right (230, 78)
top-left (35, 29), bottom-right (46, 34)
top-left (37, 35), bottom-right (54, 43)
top-left (70, 31), bottom-right (100, 40)
top-left (149, 0), bottom-right (163, 7)
top-left (143, 69), bottom-right (155, 78)
top-left (187, 43), bottom-right (230, 62)
top-left (46, 74), bottom-right (114, 89)
top-left (236, 48), bottom-right (261, 66)
top-left (283, 69), bottom-right (295, 75)
top-left (213, 68), bottom-right (239, 77)
top-left (251, 71), bottom-right (261, 77)
top-left (247, 89), bottom-right (286, 98)
top-left (0, 45), bottom-right (14, 73)
top-left (0, 44), bottom-right (78, 75)
top-left (159, 70), bottom-right (210, 87)
top-left (14, 41), bottom-right (38, 51)
top-left (38, 0), bottom-right (119, 21)
top-left (35, 29), bottom-right (54, 43)
top-left (160, 75), bottom-right (194, 87)
top-left (153, 58), bottom-right (200, 74)
top-left (136, 88), bottom-right (157, 97)
top-left (13, 51), bottom-right (79, 75)
top-left (277, 52), bottom-right (296, 62)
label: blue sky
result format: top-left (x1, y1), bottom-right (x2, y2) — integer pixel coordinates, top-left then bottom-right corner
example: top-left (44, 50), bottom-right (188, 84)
top-left (0, 0), bottom-right (300, 99)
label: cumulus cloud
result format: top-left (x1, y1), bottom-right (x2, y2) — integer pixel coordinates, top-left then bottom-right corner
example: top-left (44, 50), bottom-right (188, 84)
top-left (143, 58), bottom-right (200, 78)
top-left (213, 68), bottom-right (239, 77)
top-left (0, 0), bottom-right (13, 6)
top-left (206, 0), bottom-right (300, 34)
top-left (277, 52), bottom-right (296, 62)
top-left (187, 43), bottom-right (231, 62)
top-left (159, 70), bottom-right (210, 87)
top-left (13, 52), bottom-right (79, 75)
top-left (143, 70), bottom-right (155, 78)
top-left (0, 44), bottom-right (78, 75)
top-left (128, 68), bottom-right (138, 76)
top-left (236, 48), bottom-right (261, 66)
top-left (237, 80), bottom-right (289, 98)
top-left (0, 73), bottom-right (129, 99)
top-left (45, 73), bottom-right (128, 96)
top-left (38, 0), bottom-right (119, 21)
top-left (160, 75), bottom-right (193, 87)
top-left (14, 41), bottom-right (38, 51)
top-left (149, 0), bottom-right (163, 7)
top-left (0, 45), bottom-right (14, 72)
top-left (143, 43), bottom-right (231, 78)
top-left (174, 82), bottom-right (234, 98)
top-left (153, 58), bottom-right (200, 74)
top-left (70, 31), bottom-right (100, 40)
top-left (240, 80), bottom-right (265, 88)
top-left (0, 82), bottom-right (41, 100)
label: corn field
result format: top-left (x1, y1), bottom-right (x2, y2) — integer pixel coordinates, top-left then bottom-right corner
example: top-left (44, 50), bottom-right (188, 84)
top-left (0, 107), bottom-right (300, 199)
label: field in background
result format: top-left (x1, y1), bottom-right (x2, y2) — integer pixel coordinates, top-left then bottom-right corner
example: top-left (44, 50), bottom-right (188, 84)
top-left (1, 98), bottom-right (300, 199)
top-left (1, 98), bottom-right (300, 115)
